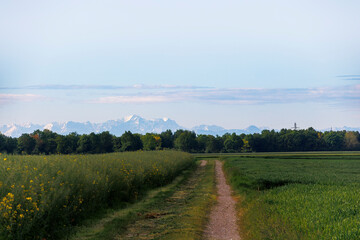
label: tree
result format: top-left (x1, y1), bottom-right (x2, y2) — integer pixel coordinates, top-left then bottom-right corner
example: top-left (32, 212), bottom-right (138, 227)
top-left (29, 130), bottom-right (58, 154)
top-left (77, 135), bottom-right (92, 153)
top-left (89, 133), bottom-right (101, 153)
top-left (302, 128), bottom-right (319, 151)
top-left (242, 138), bottom-right (251, 152)
top-left (205, 135), bottom-right (223, 153)
top-left (5, 137), bottom-right (17, 154)
top-left (66, 132), bottom-right (80, 153)
top-left (196, 135), bottom-right (209, 153)
top-left (141, 133), bottom-right (161, 151)
top-left (120, 131), bottom-right (142, 151)
top-left (323, 131), bottom-right (345, 151)
top-left (246, 133), bottom-right (265, 152)
top-left (0, 134), bottom-right (6, 152)
top-left (18, 134), bottom-right (36, 154)
top-left (160, 130), bottom-right (174, 149)
top-left (344, 131), bottom-right (360, 150)
top-left (56, 132), bottom-right (80, 154)
top-left (174, 131), bottom-right (197, 152)
top-left (223, 133), bottom-right (243, 152)
top-left (56, 135), bottom-right (68, 154)
top-left (113, 136), bottom-right (122, 152)
top-left (99, 131), bottom-right (114, 153)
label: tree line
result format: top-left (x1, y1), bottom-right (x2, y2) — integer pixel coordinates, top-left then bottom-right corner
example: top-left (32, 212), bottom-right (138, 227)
top-left (0, 128), bottom-right (359, 155)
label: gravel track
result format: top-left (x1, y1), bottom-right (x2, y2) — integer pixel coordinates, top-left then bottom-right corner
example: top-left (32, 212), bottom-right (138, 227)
top-left (204, 160), bottom-right (240, 240)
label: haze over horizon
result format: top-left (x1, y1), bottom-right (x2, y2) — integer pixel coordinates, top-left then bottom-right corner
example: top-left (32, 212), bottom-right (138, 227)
top-left (1, 1), bottom-right (359, 130)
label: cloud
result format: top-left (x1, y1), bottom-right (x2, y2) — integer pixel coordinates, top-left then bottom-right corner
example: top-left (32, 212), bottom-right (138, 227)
top-left (0, 94), bottom-right (44, 104)
top-left (93, 95), bottom-right (172, 103)
top-left (2, 84), bottom-right (358, 107)
top-left (0, 84), bottom-right (210, 90)
top-left (337, 75), bottom-right (360, 81)
top-left (337, 75), bottom-right (360, 78)
top-left (89, 84), bottom-right (360, 106)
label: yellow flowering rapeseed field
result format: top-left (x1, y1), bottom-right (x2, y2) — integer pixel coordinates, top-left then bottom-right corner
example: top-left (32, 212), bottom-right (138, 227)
top-left (0, 151), bottom-right (193, 239)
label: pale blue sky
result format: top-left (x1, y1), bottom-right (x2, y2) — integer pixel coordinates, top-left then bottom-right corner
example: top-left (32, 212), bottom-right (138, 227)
top-left (0, 0), bottom-right (359, 129)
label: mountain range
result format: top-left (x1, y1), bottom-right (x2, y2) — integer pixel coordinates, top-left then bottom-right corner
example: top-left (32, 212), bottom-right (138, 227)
top-left (0, 115), bottom-right (267, 137)
top-left (0, 115), bottom-right (358, 137)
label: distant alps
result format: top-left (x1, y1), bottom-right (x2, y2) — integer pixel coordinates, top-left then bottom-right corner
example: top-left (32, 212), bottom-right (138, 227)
top-left (0, 115), bottom-right (358, 137)
top-left (0, 115), bottom-right (266, 137)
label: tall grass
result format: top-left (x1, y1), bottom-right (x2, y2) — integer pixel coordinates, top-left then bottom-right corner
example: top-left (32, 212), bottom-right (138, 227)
top-left (0, 151), bottom-right (193, 239)
top-left (223, 153), bottom-right (360, 240)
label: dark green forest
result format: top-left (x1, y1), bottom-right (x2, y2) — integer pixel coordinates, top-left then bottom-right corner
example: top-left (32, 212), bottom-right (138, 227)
top-left (0, 128), bottom-right (359, 155)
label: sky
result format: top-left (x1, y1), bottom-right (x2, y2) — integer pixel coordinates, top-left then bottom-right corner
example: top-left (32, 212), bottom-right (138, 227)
top-left (0, 0), bottom-right (359, 130)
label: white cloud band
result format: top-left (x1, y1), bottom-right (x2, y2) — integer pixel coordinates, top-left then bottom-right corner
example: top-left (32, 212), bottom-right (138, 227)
top-left (90, 84), bottom-right (360, 105)
top-left (0, 94), bottom-right (44, 104)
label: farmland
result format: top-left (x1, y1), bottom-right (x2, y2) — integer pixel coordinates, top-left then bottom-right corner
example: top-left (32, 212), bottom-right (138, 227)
top-left (0, 151), bottom-right (193, 239)
top-left (1, 151), bottom-right (360, 240)
top-left (222, 152), bottom-right (360, 240)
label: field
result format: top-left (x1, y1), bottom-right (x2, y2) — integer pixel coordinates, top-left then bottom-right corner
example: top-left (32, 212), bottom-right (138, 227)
top-left (0, 151), bottom-right (193, 239)
top-left (2, 151), bottom-right (359, 240)
top-left (68, 159), bottom-right (216, 240)
top-left (222, 152), bottom-right (360, 240)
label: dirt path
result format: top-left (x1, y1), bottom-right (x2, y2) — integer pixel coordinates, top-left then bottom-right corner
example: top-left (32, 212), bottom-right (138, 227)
top-left (200, 159), bottom-right (208, 167)
top-left (112, 159), bottom-right (214, 239)
top-left (204, 160), bottom-right (240, 240)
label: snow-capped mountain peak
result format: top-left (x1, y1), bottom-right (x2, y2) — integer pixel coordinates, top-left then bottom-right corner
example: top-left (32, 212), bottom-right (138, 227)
top-left (44, 123), bottom-right (53, 131)
top-left (0, 115), bottom-right (319, 138)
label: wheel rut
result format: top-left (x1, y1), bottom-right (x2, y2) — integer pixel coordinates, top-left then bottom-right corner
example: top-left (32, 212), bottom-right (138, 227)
top-left (204, 160), bottom-right (240, 240)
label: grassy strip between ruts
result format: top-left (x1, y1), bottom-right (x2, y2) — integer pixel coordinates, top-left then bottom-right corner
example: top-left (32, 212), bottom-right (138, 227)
top-left (68, 159), bottom-right (216, 240)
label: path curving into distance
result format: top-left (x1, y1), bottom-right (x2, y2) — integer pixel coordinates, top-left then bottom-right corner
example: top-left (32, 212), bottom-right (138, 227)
top-left (204, 160), bottom-right (240, 240)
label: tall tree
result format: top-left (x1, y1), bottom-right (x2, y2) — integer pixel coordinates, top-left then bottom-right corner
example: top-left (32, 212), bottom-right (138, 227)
top-left (77, 135), bottom-right (93, 153)
top-left (141, 133), bottom-right (161, 151)
top-left (120, 131), bottom-right (142, 151)
top-left (174, 131), bottom-right (197, 152)
top-left (99, 131), bottom-right (114, 153)
top-left (323, 131), bottom-right (345, 151)
top-left (223, 133), bottom-right (243, 152)
top-left (344, 131), bottom-right (360, 150)
top-left (0, 134), bottom-right (5, 152)
top-left (18, 134), bottom-right (36, 154)
top-left (113, 136), bottom-right (122, 152)
top-left (160, 130), bottom-right (174, 149)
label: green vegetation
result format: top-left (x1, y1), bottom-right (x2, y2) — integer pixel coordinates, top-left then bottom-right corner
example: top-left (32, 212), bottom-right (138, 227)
top-left (222, 152), bottom-right (360, 240)
top-left (71, 159), bottom-right (216, 240)
top-left (0, 151), bottom-right (193, 239)
top-left (1, 128), bottom-right (359, 155)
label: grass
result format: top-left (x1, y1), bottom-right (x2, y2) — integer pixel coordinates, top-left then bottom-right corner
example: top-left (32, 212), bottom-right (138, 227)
top-left (68, 166), bottom-right (192, 240)
top-left (69, 158), bottom-right (216, 240)
top-left (222, 152), bottom-right (360, 240)
top-left (0, 151), bottom-right (193, 239)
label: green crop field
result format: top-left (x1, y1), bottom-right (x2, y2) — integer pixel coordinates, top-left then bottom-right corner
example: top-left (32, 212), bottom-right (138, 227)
top-left (0, 151), bottom-right (193, 240)
top-left (222, 152), bottom-right (360, 240)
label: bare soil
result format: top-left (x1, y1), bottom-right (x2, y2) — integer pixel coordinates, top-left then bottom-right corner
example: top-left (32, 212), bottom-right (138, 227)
top-left (200, 160), bottom-right (208, 167)
top-left (204, 160), bottom-right (240, 240)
